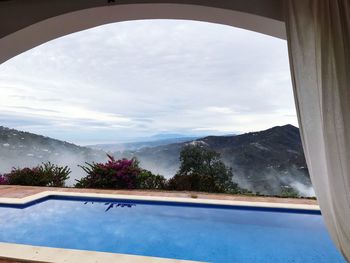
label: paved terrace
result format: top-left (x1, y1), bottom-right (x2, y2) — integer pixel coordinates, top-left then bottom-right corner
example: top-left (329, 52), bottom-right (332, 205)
top-left (0, 185), bottom-right (317, 205)
top-left (0, 186), bottom-right (317, 263)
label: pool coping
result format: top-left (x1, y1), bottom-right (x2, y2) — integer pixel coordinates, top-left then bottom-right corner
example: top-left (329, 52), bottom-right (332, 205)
top-left (0, 190), bottom-right (320, 210)
top-left (0, 191), bottom-right (320, 263)
top-left (0, 242), bottom-right (200, 263)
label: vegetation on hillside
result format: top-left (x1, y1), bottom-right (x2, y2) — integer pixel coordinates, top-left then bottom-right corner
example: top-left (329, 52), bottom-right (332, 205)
top-left (0, 125), bottom-right (313, 197)
top-left (113, 125), bottom-right (311, 196)
top-left (74, 147), bottom-right (246, 193)
top-left (0, 146), bottom-right (310, 198)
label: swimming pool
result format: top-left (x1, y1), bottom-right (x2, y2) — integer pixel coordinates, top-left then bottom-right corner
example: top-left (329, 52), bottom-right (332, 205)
top-left (0, 195), bottom-right (345, 262)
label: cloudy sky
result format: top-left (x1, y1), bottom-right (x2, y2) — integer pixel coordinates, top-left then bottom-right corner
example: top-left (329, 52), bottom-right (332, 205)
top-left (0, 20), bottom-right (297, 145)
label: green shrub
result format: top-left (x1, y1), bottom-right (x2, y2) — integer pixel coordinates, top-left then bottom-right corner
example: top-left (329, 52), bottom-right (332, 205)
top-left (5, 162), bottom-right (70, 187)
top-left (280, 186), bottom-right (300, 198)
top-left (136, 170), bottom-right (167, 189)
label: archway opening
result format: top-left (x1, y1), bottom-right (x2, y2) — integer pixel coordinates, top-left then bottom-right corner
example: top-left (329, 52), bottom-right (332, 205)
top-left (0, 18), bottom-right (313, 197)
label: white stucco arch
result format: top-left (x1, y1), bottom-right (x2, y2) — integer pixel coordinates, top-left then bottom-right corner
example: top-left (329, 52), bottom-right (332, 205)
top-left (0, 3), bottom-right (285, 64)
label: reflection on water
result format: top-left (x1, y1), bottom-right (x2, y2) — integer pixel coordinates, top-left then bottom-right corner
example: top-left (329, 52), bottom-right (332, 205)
top-left (83, 201), bottom-right (136, 212)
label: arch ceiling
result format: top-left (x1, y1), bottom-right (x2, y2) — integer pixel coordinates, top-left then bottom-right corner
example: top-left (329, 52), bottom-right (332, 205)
top-left (0, 0), bottom-right (286, 64)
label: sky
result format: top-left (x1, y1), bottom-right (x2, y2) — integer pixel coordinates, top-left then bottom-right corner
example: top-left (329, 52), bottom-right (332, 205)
top-left (0, 19), bottom-right (297, 145)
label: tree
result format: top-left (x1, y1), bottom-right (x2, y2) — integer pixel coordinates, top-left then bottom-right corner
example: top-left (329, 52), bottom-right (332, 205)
top-left (168, 144), bottom-right (240, 193)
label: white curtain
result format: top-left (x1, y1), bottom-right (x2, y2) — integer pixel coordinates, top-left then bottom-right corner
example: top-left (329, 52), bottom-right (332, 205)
top-left (285, 0), bottom-right (350, 261)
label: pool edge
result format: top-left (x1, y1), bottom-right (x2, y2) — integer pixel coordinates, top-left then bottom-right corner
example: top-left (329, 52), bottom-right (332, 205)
top-left (0, 190), bottom-right (320, 210)
top-left (0, 242), bottom-right (201, 263)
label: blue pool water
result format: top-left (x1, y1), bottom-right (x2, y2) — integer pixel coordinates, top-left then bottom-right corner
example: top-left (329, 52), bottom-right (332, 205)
top-left (0, 196), bottom-right (345, 262)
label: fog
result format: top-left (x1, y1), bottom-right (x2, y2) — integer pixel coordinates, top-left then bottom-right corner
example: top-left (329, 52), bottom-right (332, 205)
top-left (0, 127), bottom-right (106, 186)
top-left (121, 151), bottom-right (316, 197)
top-left (0, 147), bottom-right (315, 197)
top-left (291, 181), bottom-right (315, 197)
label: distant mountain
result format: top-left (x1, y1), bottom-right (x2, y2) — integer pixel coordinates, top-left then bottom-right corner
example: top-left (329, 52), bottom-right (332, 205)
top-left (114, 125), bottom-right (313, 196)
top-left (89, 136), bottom-right (199, 152)
top-left (148, 133), bottom-right (196, 141)
top-left (0, 126), bottom-right (105, 185)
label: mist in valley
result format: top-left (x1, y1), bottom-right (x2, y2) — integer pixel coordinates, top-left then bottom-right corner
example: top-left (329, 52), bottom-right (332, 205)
top-left (0, 126), bottom-right (106, 186)
top-left (0, 126), bottom-right (315, 197)
top-left (116, 149), bottom-right (315, 197)
top-left (0, 144), bottom-right (315, 197)
top-left (0, 148), bottom-right (105, 186)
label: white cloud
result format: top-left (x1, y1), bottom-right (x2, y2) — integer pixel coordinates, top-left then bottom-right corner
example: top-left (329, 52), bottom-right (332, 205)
top-left (0, 20), bottom-right (297, 145)
top-left (205, 107), bottom-right (235, 114)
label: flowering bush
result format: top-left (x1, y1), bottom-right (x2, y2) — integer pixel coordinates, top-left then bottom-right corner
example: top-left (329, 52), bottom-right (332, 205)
top-left (75, 154), bottom-right (167, 190)
top-left (4, 162), bottom-right (70, 187)
top-left (0, 174), bottom-right (8, 185)
top-left (75, 155), bottom-right (142, 189)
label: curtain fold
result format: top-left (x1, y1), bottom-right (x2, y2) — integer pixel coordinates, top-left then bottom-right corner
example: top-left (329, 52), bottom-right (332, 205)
top-left (285, 0), bottom-right (350, 261)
